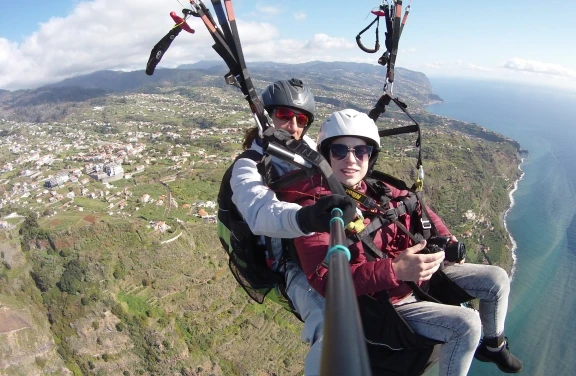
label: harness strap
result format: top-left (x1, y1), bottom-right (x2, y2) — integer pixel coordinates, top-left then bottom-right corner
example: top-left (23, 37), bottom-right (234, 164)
top-left (321, 216), bottom-right (387, 269)
top-left (386, 0), bottom-right (403, 85)
top-left (210, 0), bottom-right (238, 57)
top-left (355, 15), bottom-right (381, 53)
top-left (192, 1), bottom-right (238, 69)
top-left (350, 217), bottom-right (386, 259)
top-left (343, 185), bottom-right (380, 210)
top-left (268, 169), bottom-right (310, 191)
top-left (369, 170), bottom-right (410, 190)
top-left (191, 0), bottom-right (270, 133)
top-left (368, 93), bottom-right (392, 121)
top-left (352, 215), bottom-right (439, 304)
top-left (259, 154), bottom-right (277, 188)
top-left (406, 281), bottom-right (440, 303)
top-left (262, 127), bottom-right (346, 196)
top-left (415, 190), bottom-right (437, 239)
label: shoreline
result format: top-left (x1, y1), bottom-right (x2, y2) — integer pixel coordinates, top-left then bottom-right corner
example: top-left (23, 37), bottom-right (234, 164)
top-left (503, 158), bottom-right (525, 280)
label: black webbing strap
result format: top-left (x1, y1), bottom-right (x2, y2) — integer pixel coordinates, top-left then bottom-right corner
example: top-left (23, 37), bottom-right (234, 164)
top-left (386, 1), bottom-right (403, 84)
top-left (191, 0), bottom-right (270, 132)
top-left (322, 216), bottom-right (386, 269)
top-left (210, 0), bottom-right (238, 58)
top-left (369, 95), bottom-right (424, 182)
top-left (384, 3), bottom-right (393, 50)
top-left (355, 16), bottom-right (380, 53)
top-left (221, 0), bottom-right (269, 129)
top-left (391, 95), bottom-right (423, 171)
top-left (349, 217), bottom-right (386, 259)
top-left (414, 191), bottom-right (437, 239)
top-left (343, 185), bottom-right (380, 211)
top-left (259, 154), bottom-right (276, 187)
top-left (378, 124), bottom-right (419, 138)
top-left (343, 212), bottom-right (440, 304)
top-left (190, 2), bottom-right (238, 73)
top-left (260, 127), bottom-right (345, 196)
top-left (343, 181), bottom-right (428, 245)
top-left (370, 170), bottom-right (410, 191)
top-left (368, 93), bottom-right (392, 121)
top-left (268, 169), bottom-right (310, 191)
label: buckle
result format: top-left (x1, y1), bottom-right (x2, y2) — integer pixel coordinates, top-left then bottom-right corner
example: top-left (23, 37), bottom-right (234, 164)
top-left (384, 208), bottom-right (398, 220)
top-left (395, 204), bottom-right (407, 217)
top-left (421, 219), bottom-right (432, 230)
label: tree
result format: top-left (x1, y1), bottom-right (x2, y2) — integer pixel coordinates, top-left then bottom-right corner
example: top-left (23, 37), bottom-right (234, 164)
top-left (58, 259), bottom-right (84, 294)
top-left (30, 269), bottom-right (52, 292)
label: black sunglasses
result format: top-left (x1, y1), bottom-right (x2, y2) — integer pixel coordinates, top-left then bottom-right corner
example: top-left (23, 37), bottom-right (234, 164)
top-left (329, 144), bottom-right (373, 161)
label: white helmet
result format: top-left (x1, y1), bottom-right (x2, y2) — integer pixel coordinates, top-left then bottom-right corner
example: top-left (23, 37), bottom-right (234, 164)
top-left (317, 109), bottom-right (381, 170)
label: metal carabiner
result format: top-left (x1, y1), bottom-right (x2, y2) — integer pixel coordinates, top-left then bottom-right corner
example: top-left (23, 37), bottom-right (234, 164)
top-left (384, 79), bottom-right (394, 96)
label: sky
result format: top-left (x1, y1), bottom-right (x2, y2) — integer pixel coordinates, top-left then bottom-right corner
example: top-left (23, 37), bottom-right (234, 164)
top-left (0, 0), bottom-right (575, 91)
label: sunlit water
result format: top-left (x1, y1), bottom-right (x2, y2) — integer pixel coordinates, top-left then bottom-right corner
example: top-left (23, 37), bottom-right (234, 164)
top-left (425, 78), bottom-right (576, 375)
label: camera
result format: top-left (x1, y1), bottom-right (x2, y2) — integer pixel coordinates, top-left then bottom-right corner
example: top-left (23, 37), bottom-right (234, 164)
top-left (422, 236), bottom-right (466, 262)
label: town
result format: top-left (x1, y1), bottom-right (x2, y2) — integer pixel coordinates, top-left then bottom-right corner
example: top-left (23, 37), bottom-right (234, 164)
top-left (0, 91), bottom-right (256, 233)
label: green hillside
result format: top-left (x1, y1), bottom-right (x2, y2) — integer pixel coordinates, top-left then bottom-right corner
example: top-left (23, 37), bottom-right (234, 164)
top-left (0, 62), bottom-right (522, 375)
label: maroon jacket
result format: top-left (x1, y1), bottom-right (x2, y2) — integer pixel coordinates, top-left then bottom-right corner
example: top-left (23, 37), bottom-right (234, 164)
top-left (279, 174), bottom-right (451, 304)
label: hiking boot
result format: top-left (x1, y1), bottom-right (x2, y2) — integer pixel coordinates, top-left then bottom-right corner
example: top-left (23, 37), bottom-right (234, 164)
top-left (474, 337), bottom-right (523, 373)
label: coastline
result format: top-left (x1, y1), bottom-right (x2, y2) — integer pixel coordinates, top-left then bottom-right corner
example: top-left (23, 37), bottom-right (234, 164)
top-left (503, 158), bottom-right (525, 280)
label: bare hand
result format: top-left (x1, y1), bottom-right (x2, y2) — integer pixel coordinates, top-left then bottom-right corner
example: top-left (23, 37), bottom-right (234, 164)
top-left (392, 241), bottom-right (445, 282)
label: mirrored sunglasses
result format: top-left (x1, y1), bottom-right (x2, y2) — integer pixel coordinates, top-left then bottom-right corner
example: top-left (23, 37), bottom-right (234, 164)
top-left (329, 144), bottom-right (373, 161)
top-left (275, 107), bottom-right (309, 126)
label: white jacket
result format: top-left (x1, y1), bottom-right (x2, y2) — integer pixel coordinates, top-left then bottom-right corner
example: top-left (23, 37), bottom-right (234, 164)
top-left (230, 134), bottom-right (316, 239)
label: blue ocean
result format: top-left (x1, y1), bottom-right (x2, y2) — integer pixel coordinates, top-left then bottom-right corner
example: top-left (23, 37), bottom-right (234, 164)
top-left (426, 78), bottom-right (576, 376)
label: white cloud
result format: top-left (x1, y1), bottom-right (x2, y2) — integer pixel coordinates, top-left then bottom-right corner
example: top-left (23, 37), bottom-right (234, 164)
top-left (256, 4), bottom-right (281, 16)
top-left (0, 0), bottom-right (284, 90)
top-left (0, 0), bottom-right (363, 90)
top-left (294, 12), bottom-right (307, 21)
top-left (421, 61), bottom-right (492, 72)
top-left (303, 34), bottom-right (355, 51)
top-left (0, 0), bottom-right (215, 90)
top-left (502, 58), bottom-right (576, 78)
top-left (424, 63), bottom-right (443, 70)
top-left (466, 63), bottom-right (493, 72)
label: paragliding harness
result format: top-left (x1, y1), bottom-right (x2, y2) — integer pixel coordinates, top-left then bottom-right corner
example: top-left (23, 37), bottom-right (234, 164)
top-left (275, 133), bottom-right (473, 375)
top-left (216, 129), bottom-right (346, 318)
top-left (216, 149), bottom-right (295, 315)
top-left (332, 173), bottom-right (474, 376)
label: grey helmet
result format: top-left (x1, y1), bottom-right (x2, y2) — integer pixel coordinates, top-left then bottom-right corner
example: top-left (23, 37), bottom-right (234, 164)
top-left (261, 78), bottom-right (316, 126)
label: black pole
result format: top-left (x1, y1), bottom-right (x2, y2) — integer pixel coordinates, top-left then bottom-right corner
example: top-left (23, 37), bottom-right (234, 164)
top-left (320, 209), bottom-right (371, 376)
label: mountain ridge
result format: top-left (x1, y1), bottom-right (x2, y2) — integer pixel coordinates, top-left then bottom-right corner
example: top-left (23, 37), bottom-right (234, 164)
top-left (0, 61), bottom-right (440, 120)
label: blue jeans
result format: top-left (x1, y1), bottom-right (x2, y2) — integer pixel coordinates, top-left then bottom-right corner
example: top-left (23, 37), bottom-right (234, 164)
top-left (285, 262), bottom-right (325, 376)
top-left (394, 263), bottom-right (511, 376)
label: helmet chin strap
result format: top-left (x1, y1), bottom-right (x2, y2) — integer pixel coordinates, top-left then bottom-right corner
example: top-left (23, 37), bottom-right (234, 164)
top-left (300, 123), bottom-right (312, 138)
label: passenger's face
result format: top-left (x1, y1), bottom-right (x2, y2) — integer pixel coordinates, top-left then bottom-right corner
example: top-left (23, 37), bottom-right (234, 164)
top-left (329, 137), bottom-right (371, 187)
top-left (272, 107), bottom-right (308, 140)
